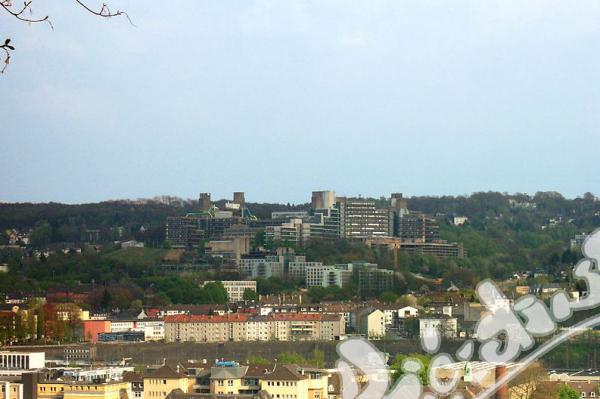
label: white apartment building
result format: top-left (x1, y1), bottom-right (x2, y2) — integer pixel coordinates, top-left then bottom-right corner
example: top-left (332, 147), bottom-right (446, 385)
top-left (202, 281), bottom-right (257, 302)
top-left (110, 321), bottom-right (136, 333)
top-left (379, 305), bottom-right (419, 328)
top-left (107, 320), bottom-right (165, 341)
top-left (136, 320), bottom-right (165, 341)
top-left (419, 316), bottom-right (458, 339)
top-left (62, 366), bottom-right (135, 382)
top-left (397, 306), bottom-right (419, 318)
top-left (305, 264), bottom-right (353, 288)
top-left (288, 258), bottom-right (323, 281)
top-left (265, 218), bottom-right (312, 245)
top-left (0, 380), bottom-right (24, 399)
top-left (238, 256), bottom-right (284, 279)
top-left (358, 309), bottom-right (386, 339)
top-left (164, 313), bottom-right (345, 343)
top-left (224, 280), bottom-right (257, 302)
top-left (0, 352), bottom-right (45, 370)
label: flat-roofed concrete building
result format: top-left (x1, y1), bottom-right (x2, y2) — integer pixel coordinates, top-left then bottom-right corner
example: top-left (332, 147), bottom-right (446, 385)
top-left (419, 315), bottom-right (458, 339)
top-left (356, 263), bottom-right (394, 296)
top-left (0, 352), bottom-right (45, 370)
top-left (200, 281), bottom-right (257, 302)
top-left (395, 212), bottom-right (440, 242)
top-left (288, 257), bottom-right (323, 281)
top-left (365, 236), bottom-right (465, 258)
top-left (204, 238), bottom-right (251, 263)
top-left (166, 215), bottom-right (205, 249)
top-left (337, 198), bottom-right (392, 239)
top-left (238, 256), bottom-right (284, 279)
top-left (271, 211), bottom-right (310, 220)
top-left (265, 219), bottom-right (311, 245)
top-left (399, 241), bottom-right (465, 258)
top-left (305, 264), bottom-right (353, 288)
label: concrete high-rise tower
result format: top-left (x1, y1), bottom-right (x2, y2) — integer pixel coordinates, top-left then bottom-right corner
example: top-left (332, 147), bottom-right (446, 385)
top-left (390, 193), bottom-right (407, 212)
top-left (311, 191), bottom-right (336, 210)
top-left (199, 193), bottom-right (212, 211)
top-left (233, 192), bottom-right (245, 207)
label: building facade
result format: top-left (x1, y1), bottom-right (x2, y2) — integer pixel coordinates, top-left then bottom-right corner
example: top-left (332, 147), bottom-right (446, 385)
top-left (164, 314), bottom-right (344, 343)
top-left (337, 198), bottom-right (392, 239)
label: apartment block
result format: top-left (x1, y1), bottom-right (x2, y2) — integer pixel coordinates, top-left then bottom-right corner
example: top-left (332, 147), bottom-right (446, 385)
top-left (164, 313), bottom-right (344, 343)
top-left (36, 380), bottom-right (132, 399)
top-left (238, 256), bottom-right (284, 279)
top-left (356, 263), bottom-right (394, 296)
top-left (166, 209), bottom-right (241, 249)
top-left (288, 258), bottom-right (323, 281)
top-left (305, 264), bottom-right (353, 288)
top-left (143, 365), bottom-right (194, 399)
top-left (209, 363), bottom-right (330, 399)
top-left (357, 309), bottom-right (386, 339)
top-left (204, 238), bottom-right (251, 264)
top-left (419, 315), bottom-right (458, 339)
top-left (395, 212), bottom-right (440, 242)
top-left (201, 281), bottom-right (257, 302)
top-left (265, 219), bottom-right (311, 245)
top-left (165, 215), bottom-right (205, 249)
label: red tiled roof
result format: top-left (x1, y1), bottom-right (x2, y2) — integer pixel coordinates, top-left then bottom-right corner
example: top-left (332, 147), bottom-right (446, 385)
top-left (165, 312), bottom-right (342, 324)
top-left (165, 314), bottom-right (250, 323)
top-left (269, 313), bottom-right (322, 321)
top-left (145, 308), bottom-right (161, 318)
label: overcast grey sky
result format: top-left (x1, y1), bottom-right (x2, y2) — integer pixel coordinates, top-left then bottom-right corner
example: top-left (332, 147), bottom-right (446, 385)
top-left (1, 1), bottom-right (599, 204)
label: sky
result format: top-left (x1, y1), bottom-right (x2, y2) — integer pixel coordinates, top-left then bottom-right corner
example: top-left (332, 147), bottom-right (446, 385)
top-left (1, 0), bottom-right (600, 204)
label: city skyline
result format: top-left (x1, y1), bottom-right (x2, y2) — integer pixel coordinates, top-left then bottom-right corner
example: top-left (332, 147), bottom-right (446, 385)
top-left (0, 187), bottom-right (597, 205)
top-left (2, 3), bottom-right (599, 398)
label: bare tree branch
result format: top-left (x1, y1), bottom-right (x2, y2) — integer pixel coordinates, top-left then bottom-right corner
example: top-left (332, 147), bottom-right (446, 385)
top-left (74, 0), bottom-right (135, 26)
top-left (0, 1), bottom-right (52, 26)
top-left (1, 0), bottom-right (132, 73)
top-left (1, 38), bottom-right (14, 74)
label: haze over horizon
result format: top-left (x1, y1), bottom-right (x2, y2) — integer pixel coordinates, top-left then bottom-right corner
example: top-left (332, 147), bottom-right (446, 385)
top-left (0, 188), bottom-right (596, 206)
top-left (2, 1), bottom-right (600, 204)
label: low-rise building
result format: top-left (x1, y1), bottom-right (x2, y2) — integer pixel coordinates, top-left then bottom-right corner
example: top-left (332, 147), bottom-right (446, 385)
top-left (0, 377), bottom-right (23, 399)
top-left (357, 263), bottom-right (394, 296)
top-left (419, 315), bottom-right (458, 339)
top-left (305, 264), bottom-right (353, 288)
top-left (208, 363), bottom-right (329, 399)
top-left (36, 380), bottom-right (132, 399)
top-left (239, 257), bottom-right (284, 279)
top-left (62, 366), bottom-right (135, 382)
top-left (143, 365), bottom-right (195, 399)
top-left (82, 320), bottom-right (111, 343)
top-left (288, 258), bottom-right (323, 281)
top-left (357, 309), bottom-right (385, 339)
top-left (121, 240), bottom-right (145, 248)
top-left (0, 352), bottom-right (45, 370)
